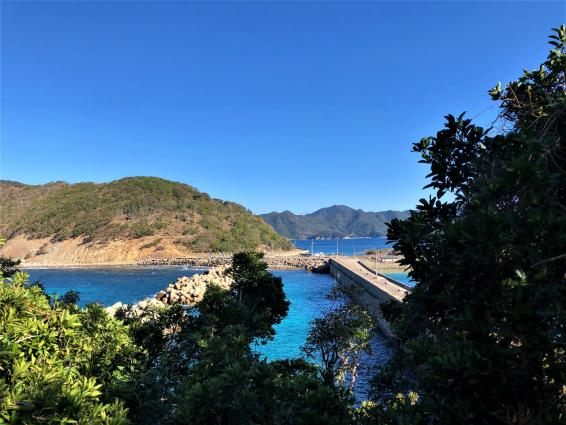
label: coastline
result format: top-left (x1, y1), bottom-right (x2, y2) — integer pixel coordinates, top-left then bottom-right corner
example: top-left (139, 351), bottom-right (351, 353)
top-left (19, 252), bottom-right (325, 271)
top-left (2, 235), bottom-right (407, 273)
top-left (20, 254), bottom-right (408, 274)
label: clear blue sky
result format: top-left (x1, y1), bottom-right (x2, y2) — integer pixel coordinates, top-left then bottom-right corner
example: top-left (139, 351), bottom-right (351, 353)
top-left (1, 1), bottom-right (563, 214)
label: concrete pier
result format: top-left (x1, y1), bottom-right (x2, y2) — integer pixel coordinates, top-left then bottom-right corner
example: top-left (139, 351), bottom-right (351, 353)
top-left (329, 257), bottom-right (411, 336)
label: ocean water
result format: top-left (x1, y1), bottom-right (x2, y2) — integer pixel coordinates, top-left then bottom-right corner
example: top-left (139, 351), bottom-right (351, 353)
top-left (292, 237), bottom-right (391, 256)
top-left (23, 266), bottom-right (395, 400)
top-left (382, 272), bottom-right (414, 286)
top-left (24, 266), bottom-right (205, 307)
top-left (254, 270), bottom-right (336, 360)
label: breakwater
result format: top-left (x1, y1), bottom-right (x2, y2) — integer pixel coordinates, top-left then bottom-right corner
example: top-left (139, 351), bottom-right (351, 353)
top-left (137, 255), bottom-right (330, 273)
top-left (329, 258), bottom-right (410, 336)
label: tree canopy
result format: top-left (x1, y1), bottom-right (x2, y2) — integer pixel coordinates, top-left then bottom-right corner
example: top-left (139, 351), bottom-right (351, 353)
top-left (0, 272), bottom-right (138, 424)
top-left (374, 25), bottom-right (566, 424)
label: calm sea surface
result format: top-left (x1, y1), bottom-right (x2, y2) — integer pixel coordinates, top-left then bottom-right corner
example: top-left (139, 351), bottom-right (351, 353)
top-left (24, 266), bottom-right (397, 400)
top-left (292, 237), bottom-right (391, 256)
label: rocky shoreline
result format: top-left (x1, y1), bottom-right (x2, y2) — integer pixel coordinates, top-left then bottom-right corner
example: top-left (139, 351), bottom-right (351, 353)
top-left (20, 253), bottom-right (405, 273)
top-left (137, 255), bottom-right (331, 273)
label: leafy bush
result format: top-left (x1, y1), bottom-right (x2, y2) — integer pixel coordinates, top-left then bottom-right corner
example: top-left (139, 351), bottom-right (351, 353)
top-left (0, 272), bottom-right (139, 424)
top-left (0, 243), bottom-right (20, 277)
top-left (174, 326), bottom-right (354, 425)
top-left (115, 251), bottom-right (352, 424)
top-left (129, 222), bottom-right (155, 239)
top-left (303, 304), bottom-right (373, 390)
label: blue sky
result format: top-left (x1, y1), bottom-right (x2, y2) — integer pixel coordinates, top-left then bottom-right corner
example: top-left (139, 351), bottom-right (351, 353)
top-left (1, 1), bottom-right (563, 214)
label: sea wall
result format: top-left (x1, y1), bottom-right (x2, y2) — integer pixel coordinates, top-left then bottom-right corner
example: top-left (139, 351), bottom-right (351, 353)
top-left (138, 255), bottom-right (330, 273)
top-left (329, 258), bottom-right (407, 336)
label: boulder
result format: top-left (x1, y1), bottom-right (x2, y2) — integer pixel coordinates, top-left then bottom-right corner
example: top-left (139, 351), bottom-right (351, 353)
top-left (155, 265), bottom-right (234, 307)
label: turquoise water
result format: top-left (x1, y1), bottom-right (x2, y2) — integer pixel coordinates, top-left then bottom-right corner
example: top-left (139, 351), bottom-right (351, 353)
top-left (24, 266), bottom-right (205, 307)
top-left (24, 266), bottom-right (395, 399)
top-left (24, 267), bottom-right (340, 361)
top-left (382, 272), bottom-right (414, 287)
top-left (256, 270), bottom-right (335, 360)
top-left (292, 237), bottom-right (390, 256)
top-left (24, 267), bottom-right (358, 358)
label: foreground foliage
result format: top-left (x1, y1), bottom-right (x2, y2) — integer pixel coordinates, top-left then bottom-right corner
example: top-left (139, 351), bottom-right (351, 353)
top-left (303, 282), bottom-right (374, 391)
top-left (1, 251), bottom-right (360, 424)
top-left (0, 272), bottom-right (138, 424)
top-left (375, 25), bottom-right (566, 424)
top-left (118, 252), bottom-right (354, 424)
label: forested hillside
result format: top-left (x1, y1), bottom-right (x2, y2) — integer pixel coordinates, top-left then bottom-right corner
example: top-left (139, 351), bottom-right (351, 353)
top-left (0, 177), bottom-right (291, 260)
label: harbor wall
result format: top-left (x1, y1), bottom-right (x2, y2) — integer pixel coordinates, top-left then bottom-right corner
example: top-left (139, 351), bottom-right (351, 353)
top-left (329, 258), bottom-right (407, 337)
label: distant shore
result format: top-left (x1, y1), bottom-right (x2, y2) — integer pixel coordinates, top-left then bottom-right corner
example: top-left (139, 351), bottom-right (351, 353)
top-left (3, 235), bottom-right (406, 274)
top-left (19, 251), bottom-right (323, 271)
top-left (20, 252), bottom-right (407, 274)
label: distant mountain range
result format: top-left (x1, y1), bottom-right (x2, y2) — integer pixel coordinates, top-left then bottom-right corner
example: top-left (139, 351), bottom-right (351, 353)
top-left (260, 205), bottom-right (411, 239)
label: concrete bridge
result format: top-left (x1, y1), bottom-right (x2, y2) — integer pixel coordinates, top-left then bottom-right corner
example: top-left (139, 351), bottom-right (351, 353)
top-left (329, 257), bottom-right (411, 336)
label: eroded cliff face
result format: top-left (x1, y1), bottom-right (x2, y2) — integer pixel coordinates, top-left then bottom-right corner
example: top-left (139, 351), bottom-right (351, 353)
top-left (0, 234), bottom-right (200, 266)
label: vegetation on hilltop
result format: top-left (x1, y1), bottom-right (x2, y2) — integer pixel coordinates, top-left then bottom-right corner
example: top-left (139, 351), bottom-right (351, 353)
top-left (0, 177), bottom-right (292, 252)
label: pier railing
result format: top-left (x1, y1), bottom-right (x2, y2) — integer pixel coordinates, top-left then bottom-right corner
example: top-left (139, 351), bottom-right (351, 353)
top-left (328, 257), bottom-right (410, 335)
top-left (355, 260), bottom-right (413, 292)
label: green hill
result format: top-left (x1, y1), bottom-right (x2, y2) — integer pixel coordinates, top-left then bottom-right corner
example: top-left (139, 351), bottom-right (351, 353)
top-left (261, 205), bottom-right (410, 239)
top-left (0, 177), bottom-right (291, 252)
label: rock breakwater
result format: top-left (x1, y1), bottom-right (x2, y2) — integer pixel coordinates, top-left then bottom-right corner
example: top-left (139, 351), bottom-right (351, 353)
top-left (137, 255), bottom-right (331, 273)
top-left (106, 266), bottom-right (233, 315)
top-left (105, 297), bottom-right (165, 317)
top-left (105, 257), bottom-right (330, 317)
top-left (155, 266), bottom-right (232, 306)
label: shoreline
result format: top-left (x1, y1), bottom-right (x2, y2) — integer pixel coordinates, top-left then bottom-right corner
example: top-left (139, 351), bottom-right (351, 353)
top-left (15, 249), bottom-right (307, 269)
top-left (19, 253), bottom-right (326, 271)
top-left (13, 244), bottom-right (407, 274)
top-left (20, 255), bottom-right (408, 274)
top-left (21, 263), bottom-right (311, 271)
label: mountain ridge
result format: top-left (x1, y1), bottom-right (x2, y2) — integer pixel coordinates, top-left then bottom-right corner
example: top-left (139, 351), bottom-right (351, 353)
top-left (261, 205), bottom-right (410, 239)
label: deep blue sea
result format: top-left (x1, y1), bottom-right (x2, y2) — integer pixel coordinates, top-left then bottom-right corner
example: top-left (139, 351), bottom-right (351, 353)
top-left (24, 266), bottom-right (396, 400)
top-left (292, 237), bottom-right (391, 256)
